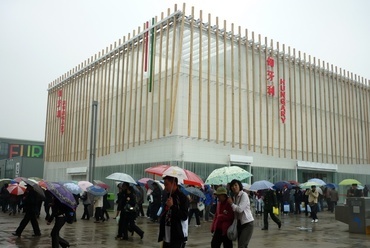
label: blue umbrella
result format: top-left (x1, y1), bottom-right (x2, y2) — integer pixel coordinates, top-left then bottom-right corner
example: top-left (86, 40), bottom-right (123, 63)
top-left (63, 182), bottom-right (83, 195)
top-left (86, 185), bottom-right (106, 196)
top-left (183, 186), bottom-right (205, 199)
top-left (274, 181), bottom-right (292, 190)
top-left (325, 183), bottom-right (338, 189)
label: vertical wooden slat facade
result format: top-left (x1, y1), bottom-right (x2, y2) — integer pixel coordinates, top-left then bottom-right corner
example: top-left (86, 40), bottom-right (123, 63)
top-left (45, 4), bottom-right (370, 166)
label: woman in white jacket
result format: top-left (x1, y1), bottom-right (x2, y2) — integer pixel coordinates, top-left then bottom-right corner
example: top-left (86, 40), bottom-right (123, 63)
top-left (227, 179), bottom-right (254, 248)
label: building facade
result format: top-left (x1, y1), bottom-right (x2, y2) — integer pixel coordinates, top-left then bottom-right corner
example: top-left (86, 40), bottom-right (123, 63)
top-left (44, 4), bottom-right (370, 197)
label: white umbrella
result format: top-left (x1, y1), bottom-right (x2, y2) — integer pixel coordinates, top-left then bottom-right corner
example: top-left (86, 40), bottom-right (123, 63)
top-left (249, 180), bottom-right (274, 191)
top-left (106, 172), bottom-right (137, 185)
top-left (308, 178), bottom-right (326, 186)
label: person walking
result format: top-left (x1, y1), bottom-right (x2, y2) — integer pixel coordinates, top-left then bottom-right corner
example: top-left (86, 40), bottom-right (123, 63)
top-left (135, 184), bottom-right (145, 217)
top-left (101, 190), bottom-right (110, 221)
top-left (188, 192), bottom-right (201, 227)
top-left (46, 196), bottom-right (72, 248)
top-left (305, 185), bottom-right (319, 223)
top-left (293, 187), bottom-right (303, 214)
top-left (210, 187), bottom-right (234, 248)
top-left (93, 195), bottom-right (103, 223)
top-left (12, 185), bottom-right (41, 237)
top-left (1, 183), bottom-right (10, 213)
top-left (329, 188), bottom-right (339, 213)
top-left (261, 188), bottom-right (281, 230)
top-left (158, 175), bottom-right (189, 248)
top-left (120, 185), bottom-right (144, 240)
top-left (80, 191), bottom-right (91, 220)
top-left (203, 185), bottom-right (214, 222)
top-left (227, 179), bottom-right (254, 248)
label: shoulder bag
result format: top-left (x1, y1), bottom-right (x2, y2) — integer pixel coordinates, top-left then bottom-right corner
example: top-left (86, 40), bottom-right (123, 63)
top-left (227, 193), bottom-right (244, 241)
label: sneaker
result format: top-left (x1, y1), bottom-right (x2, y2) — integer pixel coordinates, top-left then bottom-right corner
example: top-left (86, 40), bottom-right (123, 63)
top-left (195, 225), bottom-right (201, 227)
top-left (311, 220), bottom-right (315, 223)
top-left (314, 219), bottom-right (318, 223)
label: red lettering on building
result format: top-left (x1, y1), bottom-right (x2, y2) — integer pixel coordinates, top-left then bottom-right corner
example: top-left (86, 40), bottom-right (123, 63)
top-left (266, 57), bottom-right (275, 97)
top-left (279, 79), bottom-right (286, 124)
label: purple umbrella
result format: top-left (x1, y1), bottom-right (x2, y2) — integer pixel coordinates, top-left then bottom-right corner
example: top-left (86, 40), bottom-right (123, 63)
top-left (45, 181), bottom-right (77, 209)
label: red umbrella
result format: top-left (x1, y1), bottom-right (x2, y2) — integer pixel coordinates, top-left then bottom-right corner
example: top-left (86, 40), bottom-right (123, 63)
top-left (145, 165), bottom-right (204, 187)
top-left (7, 184), bottom-right (26, 195)
top-left (94, 180), bottom-right (110, 189)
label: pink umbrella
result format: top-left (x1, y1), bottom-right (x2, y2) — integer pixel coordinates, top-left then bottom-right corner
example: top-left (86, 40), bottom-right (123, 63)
top-left (78, 181), bottom-right (93, 191)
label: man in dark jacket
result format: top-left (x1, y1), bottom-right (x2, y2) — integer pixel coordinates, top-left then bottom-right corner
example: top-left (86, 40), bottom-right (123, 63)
top-left (158, 176), bottom-right (189, 248)
top-left (12, 185), bottom-right (41, 237)
top-left (261, 188), bottom-right (281, 230)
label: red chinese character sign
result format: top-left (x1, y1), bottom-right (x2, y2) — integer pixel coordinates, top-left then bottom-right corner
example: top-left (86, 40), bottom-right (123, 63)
top-left (266, 56), bottom-right (286, 124)
top-left (56, 89), bottom-right (67, 134)
top-left (266, 56), bottom-right (275, 97)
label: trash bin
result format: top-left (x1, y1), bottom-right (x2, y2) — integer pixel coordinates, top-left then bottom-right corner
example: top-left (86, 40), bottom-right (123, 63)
top-left (346, 197), bottom-right (370, 234)
top-left (107, 193), bottom-right (115, 211)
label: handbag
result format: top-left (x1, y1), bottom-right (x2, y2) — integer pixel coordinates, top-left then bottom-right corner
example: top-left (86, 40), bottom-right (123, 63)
top-left (197, 202), bottom-right (205, 211)
top-left (227, 218), bottom-right (238, 241)
top-left (273, 206), bottom-right (279, 215)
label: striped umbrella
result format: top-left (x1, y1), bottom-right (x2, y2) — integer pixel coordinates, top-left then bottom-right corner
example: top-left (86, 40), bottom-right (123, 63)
top-left (7, 184), bottom-right (26, 195)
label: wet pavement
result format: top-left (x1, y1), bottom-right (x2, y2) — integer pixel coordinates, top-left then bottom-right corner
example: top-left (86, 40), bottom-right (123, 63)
top-left (1, 207), bottom-right (370, 248)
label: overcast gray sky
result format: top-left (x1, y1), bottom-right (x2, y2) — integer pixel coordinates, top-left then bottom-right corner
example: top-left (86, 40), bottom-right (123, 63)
top-left (1, 0), bottom-right (369, 142)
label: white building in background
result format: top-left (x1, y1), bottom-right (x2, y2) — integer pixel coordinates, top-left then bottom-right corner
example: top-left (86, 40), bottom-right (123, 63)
top-left (44, 4), bottom-right (370, 199)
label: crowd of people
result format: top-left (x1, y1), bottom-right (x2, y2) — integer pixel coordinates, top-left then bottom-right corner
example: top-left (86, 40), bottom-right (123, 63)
top-left (0, 178), bottom-right (368, 248)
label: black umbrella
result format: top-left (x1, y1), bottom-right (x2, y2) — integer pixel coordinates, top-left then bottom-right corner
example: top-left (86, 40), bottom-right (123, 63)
top-left (22, 178), bottom-right (45, 199)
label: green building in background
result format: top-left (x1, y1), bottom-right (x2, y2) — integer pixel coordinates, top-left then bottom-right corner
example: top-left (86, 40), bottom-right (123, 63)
top-left (0, 137), bottom-right (44, 179)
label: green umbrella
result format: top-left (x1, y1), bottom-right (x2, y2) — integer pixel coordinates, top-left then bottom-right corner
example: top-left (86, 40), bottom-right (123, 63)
top-left (339, 179), bottom-right (362, 186)
top-left (205, 166), bottom-right (252, 185)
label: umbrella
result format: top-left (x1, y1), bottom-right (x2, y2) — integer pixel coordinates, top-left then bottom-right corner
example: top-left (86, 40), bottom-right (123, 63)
top-left (308, 178), bottom-right (326, 186)
top-left (45, 181), bottom-right (77, 209)
top-left (242, 183), bottom-right (253, 191)
top-left (316, 187), bottom-right (323, 195)
top-left (145, 165), bottom-right (204, 186)
top-left (205, 166), bottom-right (252, 185)
top-left (183, 186), bottom-right (205, 199)
top-left (106, 172), bottom-right (137, 185)
top-left (300, 181), bottom-right (323, 189)
top-left (94, 179), bottom-right (110, 189)
top-left (147, 180), bottom-right (164, 190)
top-left (288, 180), bottom-right (299, 185)
top-left (0, 178), bottom-right (12, 188)
top-left (325, 183), bottom-right (338, 189)
top-left (28, 177), bottom-right (43, 182)
top-left (339, 179), bottom-right (362, 186)
top-left (137, 177), bottom-right (152, 189)
top-left (38, 180), bottom-right (48, 190)
top-left (249, 180), bottom-right (274, 191)
top-left (7, 184), bottom-right (26, 195)
top-left (86, 185), bottom-right (106, 196)
top-left (78, 181), bottom-right (93, 191)
top-left (22, 178), bottom-right (45, 199)
top-left (63, 182), bottom-right (83, 194)
top-left (274, 181), bottom-right (292, 190)
top-left (13, 177), bottom-right (27, 183)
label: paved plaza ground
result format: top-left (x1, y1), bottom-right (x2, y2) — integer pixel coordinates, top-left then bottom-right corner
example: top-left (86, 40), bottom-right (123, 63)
top-left (1, 206), bottom-right (370, 248)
